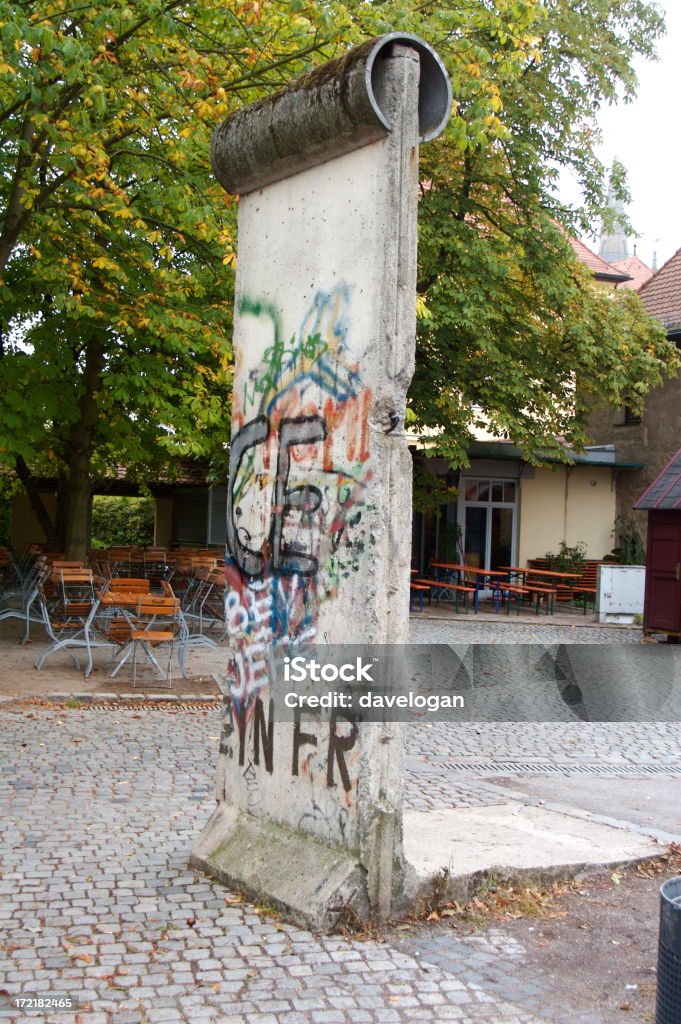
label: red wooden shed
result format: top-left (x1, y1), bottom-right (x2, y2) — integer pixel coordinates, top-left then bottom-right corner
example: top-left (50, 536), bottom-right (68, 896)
top-left (634, 448), bottom-right (681, 640)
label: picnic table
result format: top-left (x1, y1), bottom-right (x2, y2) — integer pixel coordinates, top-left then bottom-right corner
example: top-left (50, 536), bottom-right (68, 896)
top-left (499, 567), bottom-right (583, 614)
top-left (430, 563), bottom-right (511, 613)
top-left (499, 566), bottom-right (582, 582)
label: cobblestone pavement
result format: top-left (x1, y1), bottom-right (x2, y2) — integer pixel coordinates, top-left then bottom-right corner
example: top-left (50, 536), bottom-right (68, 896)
top-left (1, 706), bottom-right (553, 1024)
top-left (405, 618), bottom-right (681, 813)
top-left (392, 928), bottom-right (607, 1024)
top-left (0, 620), bottom-right (676, 1024)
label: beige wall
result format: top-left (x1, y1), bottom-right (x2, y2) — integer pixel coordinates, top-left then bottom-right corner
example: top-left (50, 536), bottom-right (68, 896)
top-left (11, 492), bottom-right (57, 553)
top-left (517, 465), bottom-right (615, 565)
top-left (11, 492), bottom-right (172, 553)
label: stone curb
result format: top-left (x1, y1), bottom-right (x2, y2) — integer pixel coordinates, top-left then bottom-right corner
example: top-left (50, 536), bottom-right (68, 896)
top-left (2, 692), bottom-right (220, 704)
top-left (416, 850), bottom-right (668, 909)
top-left (413, 613), bottom-right (642, 632)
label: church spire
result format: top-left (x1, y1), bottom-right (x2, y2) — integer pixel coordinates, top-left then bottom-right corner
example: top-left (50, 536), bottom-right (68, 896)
top-left (598, 164), bottom-right (629, 264)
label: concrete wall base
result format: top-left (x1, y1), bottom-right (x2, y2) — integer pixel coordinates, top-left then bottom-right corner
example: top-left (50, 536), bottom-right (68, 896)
top-left (190, 804), bottom-right (370, 931)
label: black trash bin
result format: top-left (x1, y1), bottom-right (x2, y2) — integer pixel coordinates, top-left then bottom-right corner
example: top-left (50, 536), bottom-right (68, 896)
top-left (657, 876), bottom-right (681, 1023)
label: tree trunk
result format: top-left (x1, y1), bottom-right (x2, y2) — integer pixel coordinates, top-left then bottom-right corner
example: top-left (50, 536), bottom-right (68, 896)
top-left (55, 471), bottom-right (69, 553)
top-left (64, 452), bottom-right (92, 562)
top-left (64, 333), bottom-right (106, 561)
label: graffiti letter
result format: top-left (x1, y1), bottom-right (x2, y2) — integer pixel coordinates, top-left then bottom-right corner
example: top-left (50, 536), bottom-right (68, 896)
top-left (326, 711), bottom-right (358, 793)
top-left (253, 697), bottom-right (274, 774)
top-left (235, 703), bottom-right (248, 767)
top-left (271, 415), bottom-right (327, 576)
top-left (292, 709), bottom-right (318, 776)
top-left (227, 415), bottom-right (269, 578)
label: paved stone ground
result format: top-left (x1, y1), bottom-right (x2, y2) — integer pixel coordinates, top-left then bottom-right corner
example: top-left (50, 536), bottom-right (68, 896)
top-left (406, 618), bottom-right (680, 814)
top-left (1, 620), bottom-right (677, 1024)
top-left (1, 706), bottom-right (552, 1024)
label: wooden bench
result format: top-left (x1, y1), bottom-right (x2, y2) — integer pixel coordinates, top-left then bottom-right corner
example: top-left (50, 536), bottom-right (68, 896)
top-left (528, 558), bottom-right (607, 613)
top-left (498, 584), bottom-right (531, 615)
top-left (523, 584), bottom-right (558, 615)
top-left (415, 578), bottom-right (476, 614)
top-left (410, 582), bottom-right (432, 613)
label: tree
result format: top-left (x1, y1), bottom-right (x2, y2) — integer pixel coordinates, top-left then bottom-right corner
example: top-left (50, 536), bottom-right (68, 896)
top-left (385, 0), bottom-right (678, 468)
top-left (1, 0), bottom-right (677, 553)
top-left (312, 0), bottom-right (678, 467)
top-left (0, 0), bottom-right (333, 557)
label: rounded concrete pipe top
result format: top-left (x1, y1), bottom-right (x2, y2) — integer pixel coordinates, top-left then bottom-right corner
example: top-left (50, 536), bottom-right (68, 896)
top-left (211, 33), bottom-right (452, 196)
top-left (365, 33), bottom-right (452, 142)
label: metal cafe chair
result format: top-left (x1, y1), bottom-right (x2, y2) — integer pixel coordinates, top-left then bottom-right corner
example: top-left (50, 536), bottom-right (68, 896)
top-left (0, 555), bottom-right (48, 643)
top-left (109, 595), bottom-right (188, 687)
top-left (34, 568), bottom-right (98, 671)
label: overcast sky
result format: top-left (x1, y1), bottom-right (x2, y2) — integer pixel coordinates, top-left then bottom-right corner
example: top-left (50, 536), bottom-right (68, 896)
top-left (559, 0), bottom-right (681, 271)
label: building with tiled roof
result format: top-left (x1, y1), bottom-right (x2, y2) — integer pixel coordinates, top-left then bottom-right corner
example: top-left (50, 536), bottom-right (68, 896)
top-left (567, 235), bottom-right (631, 285)
top-left (611, 254), bottom-right (653, 291)
top-left (588, 240), bottom-right (681, 543)
top-left (634, 448), bottom-right (681, 511)
top-left (638, 247), bottom-right (681, 335)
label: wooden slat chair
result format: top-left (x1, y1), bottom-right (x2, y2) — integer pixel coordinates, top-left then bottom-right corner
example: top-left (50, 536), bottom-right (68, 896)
top-left (107, 546), bottom-right (132, 577)
top-left (110, 595), bottom-right (188, 687)
top-left (143, 547), bottom-right (168, 585)
top-left (179, 568), bottom-right (222, 652)
top-left (196, 568), bottom-right (228, 638)
top-left (0, 548), bottom-right (23, 598)
top-left (89, 551), bottom-right (112, 579)
top-left (181, 557), bottom-right (219, 613)
top-left (183, 564), bottom-right (215, 617)
top-left (165, 552), bottom-right (193, 599)
top-left (16, 544), bottom-right (44, 580)
top-left (56, 568), bottom-right (97, 620)
top-left (153, 579), bottom-right (214, 660)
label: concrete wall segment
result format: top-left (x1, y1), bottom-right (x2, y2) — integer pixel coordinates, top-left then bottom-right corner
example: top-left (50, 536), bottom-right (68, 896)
top-left (194, 40), bottom-right (450, 926)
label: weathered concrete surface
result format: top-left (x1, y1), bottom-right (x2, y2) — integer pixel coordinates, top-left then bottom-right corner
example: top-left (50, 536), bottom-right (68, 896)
top-left (191, 803), bottom-right (370, 930)
top-left (211, 33), bottom-right (451, 195)
top-left (193, 39), bottom-right (451, 927)
top-left (493, 774), bottom-right (681, 842)
top-left (403, 804), bottom-right (660, 902)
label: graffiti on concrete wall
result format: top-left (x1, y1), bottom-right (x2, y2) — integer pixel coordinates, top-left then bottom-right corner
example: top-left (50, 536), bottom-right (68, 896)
top-left (224, 284), bottom-right (372, 718)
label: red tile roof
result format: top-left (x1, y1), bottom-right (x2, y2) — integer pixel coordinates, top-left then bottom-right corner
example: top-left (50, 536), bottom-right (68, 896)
top-left (567, 236), bottom-right (630, 281)
top-left (634, 448), bottom-right (681, 510)
top-left (610, 255), bottom-right (653, 291)
top-left (638, 247), bottom-right (681, 330)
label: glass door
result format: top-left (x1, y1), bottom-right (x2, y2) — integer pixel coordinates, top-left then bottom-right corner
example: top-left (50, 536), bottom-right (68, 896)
top-left (490, 506), bottom-right (513, 570)
top-left (460, 478), bottom-right (517, 571)
top-left (463, 506), bottom-right (487, 568)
